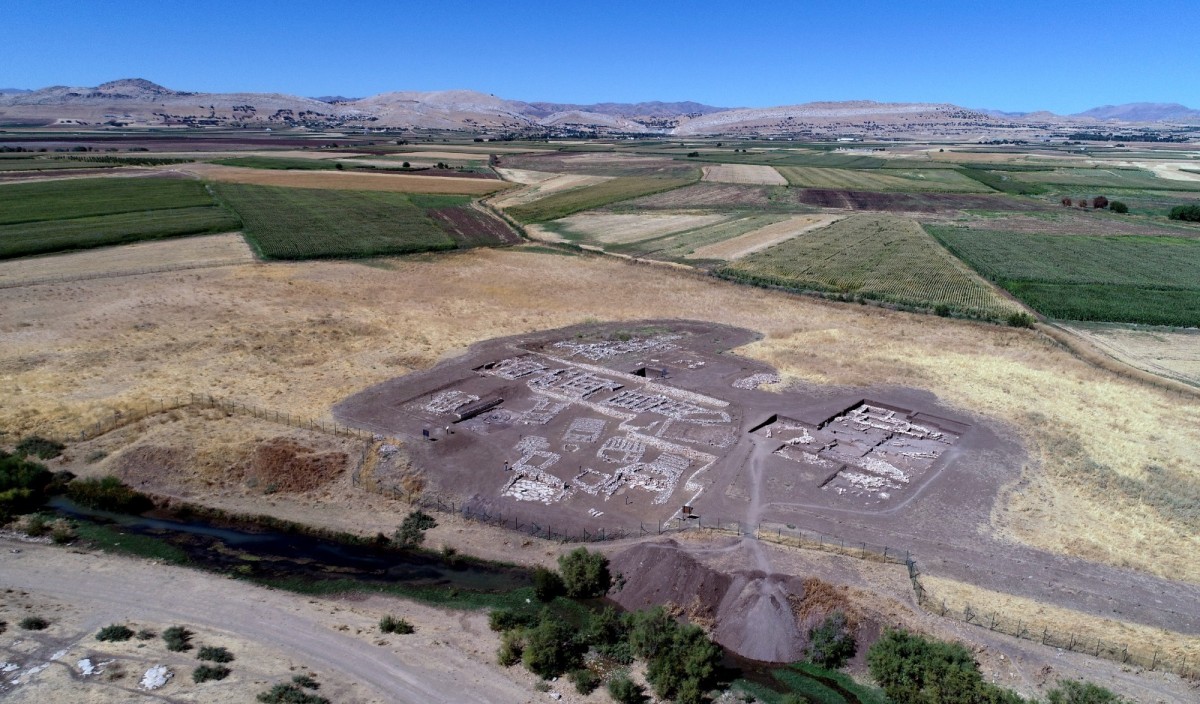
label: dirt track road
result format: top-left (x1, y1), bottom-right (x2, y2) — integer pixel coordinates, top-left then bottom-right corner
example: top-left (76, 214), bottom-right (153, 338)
top-left (0, 540), bottom-right (535, 704)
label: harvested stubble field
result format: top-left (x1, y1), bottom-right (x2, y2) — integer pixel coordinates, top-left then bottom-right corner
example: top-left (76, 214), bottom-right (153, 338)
top-left (186, 163), bottom-right (508, 195)
top-left (701, 163), bottom-right (788, 186)
top-left (927, 227), bottom-right (1200, 326)
top-left (776, 166), bottom-right (991, 193)
top-left (685, 214), bottom-right (844, 260)
top-left (547, 211), bottom-right (728, 244)
top-left (2, 248), bottom-right (1197, 590)
top-left (720, 214), bottom-right (1023, 320)
top-left (0, 177), bottom-right (240, 259)
top-left (214, 184), bottom-right (463, 259)
top-left (929, 210), bottom-right (1200, 239)
top-left (0, 233), bottom-right (254, 288)
top-left (622, 182), bottom-right (798, 211)
top-left (503, 175), bottom-right (696, 223)
top-left (489, 170), bottom-right (613, 208)
top-left (496, 151), bottom-right (698, 179)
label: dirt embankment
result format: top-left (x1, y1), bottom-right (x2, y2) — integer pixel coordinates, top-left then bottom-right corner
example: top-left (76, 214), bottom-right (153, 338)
top-left (609, 539), bottom-right (863, 663)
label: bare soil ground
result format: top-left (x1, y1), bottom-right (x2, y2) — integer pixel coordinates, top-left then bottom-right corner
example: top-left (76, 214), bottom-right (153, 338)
top-left (1058, 323), bottom-right (1200, 388)
top-left (701, 164), bottom-right (788, 186)
top-left (0, 233), bottom-right (254, 288)
top-left (182, 163), bottom-right (508, 195)
top-left (796, 189), bottom-right (1047, 213)
top-left (685, 214), bottom-right (843, 260)
top-left (551, 211), bottom-right (728, 244)
top-left (0, 540), bottom-right (590, 704)
top-left (428, 206), bottom-right (523, 247)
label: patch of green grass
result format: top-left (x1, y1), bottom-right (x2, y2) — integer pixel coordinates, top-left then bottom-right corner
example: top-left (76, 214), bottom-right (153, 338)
top-left (927, 226), bottom-right (1200, 325)
top-left (506, 177), bottom-right (696, 223)
top-left (776, 166), bottom-right (990, 193)
top-left (959, 167), bottom-right (1049, 195)
top-left (248, 576), bottom-right (538, 611)
top-left (72, 522), bottom-right (189, 564)
top-left (0, 206), bottom-right (240, 259)
top-left (212, 183), bottom-right (458, 259)
top-left (0, 177), bottom-right (218, 225)
top-left (720, 214), bottom-right (1021, 321)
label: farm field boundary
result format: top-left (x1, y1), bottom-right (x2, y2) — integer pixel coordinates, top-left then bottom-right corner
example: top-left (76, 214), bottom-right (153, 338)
top-left (504, 176), bottom-right (697, 223)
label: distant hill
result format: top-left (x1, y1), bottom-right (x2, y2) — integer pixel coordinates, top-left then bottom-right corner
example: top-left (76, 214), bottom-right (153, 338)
top-left (2, 78), bottom-right (1198, 137)
top-left (0, 88), bottom-right (30, 94)
top-left (1071, 102), bottom-right (1200, 122)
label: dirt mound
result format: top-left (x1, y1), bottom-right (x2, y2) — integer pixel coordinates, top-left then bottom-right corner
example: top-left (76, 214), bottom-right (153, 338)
top-left (246, 438), bottom-right (348, 493)
top-left (111, 444), bottom-right (189, 491)
top-left (610, 539), bottom-right (859, 662)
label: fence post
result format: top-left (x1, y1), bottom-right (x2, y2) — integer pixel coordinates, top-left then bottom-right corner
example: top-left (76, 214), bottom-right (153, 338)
top-left (1151, 648), bottom-right (1159, 671)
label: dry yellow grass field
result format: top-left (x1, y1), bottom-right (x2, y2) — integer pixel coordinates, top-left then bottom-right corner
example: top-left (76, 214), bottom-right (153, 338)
top-left (1, 248), bottom-right (1197, 586)
top-left (552, 211), bottom-right (728, 244)
top-left (1060, 323), bottom-right (1200, 388)
top-left (700, 163), bottom-right (788, 186)
top-left (0, 233), bottom-right (254, 287)
top-left (921, 575), bottom-right (1199, 669)
top-left (488, 171), bottom-right (612, 208)
top-left (184, 163), bottom-right (509, 195)
top-left (685, 214), bottom-right (843, 260)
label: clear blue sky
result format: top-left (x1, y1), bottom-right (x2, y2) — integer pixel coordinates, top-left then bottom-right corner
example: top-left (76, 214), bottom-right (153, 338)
top-left (3, 0), bottom-right (1196, 113)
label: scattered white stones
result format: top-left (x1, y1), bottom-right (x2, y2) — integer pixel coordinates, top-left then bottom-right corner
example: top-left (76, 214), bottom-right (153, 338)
top-left (733, 372), bottom-right (780, 390)
top-left (563, 417), bottom-right (606, 444)
top-left (48, 649), bottom-right (68, 661)
top-left (77, 658), bottom-right (98, 676)
top-left (424, 390), bottom-right (479, 415)
top-left (0, 663), bottom-right (18, 674)
top-left (140, 664), bottom-right (172, 690)
top-left (552, 334), bottom-right (682, 361)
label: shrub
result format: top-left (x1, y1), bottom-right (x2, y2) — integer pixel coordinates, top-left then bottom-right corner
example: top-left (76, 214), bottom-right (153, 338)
top-left (805, 611), bottom-right (857, 669)
top-left (557, 547), bottom-right (611, 598)
top-left (1092, 196), bottom-right (1109, 209)
top-left (570, 668), bottom-right (600, 694)
top-left (198, 645), bottom-right (235, 663)
top-left (522, 612), bottom-right (582, 678)
top-left (96, 624), bottom-right (134, 642)
top-left (627, 607), bottom-right (721, 701)
top-left (1047, 680), bottom-right (1129, 703)
top-left (379, 615), bottom-right (414, 634)
top-left (1169, 204), bottom-right (1200, 222)
top-left (15, 436), bottom-right (64, 459)
top-left (867, 629), bottom-right (1024, 704)
top-left (292, 673), bottom-right (320, 689)
top-left (22, 513), bottom-right (51, 537)
top-left (1109, 200), bottom-right (1128, 213)
top-left (192, 664), bottom-right (231, 682)
top-left (1007, 311), bottom-right (1036, 328)
top-left (587, 606), bottom-right (630, 647)
top-left (0, 450), bottom-right (53, 495)
top-left (163, 625), bottom-right (193, 652)
top-left (393, 510), bottom-right (436, 548)
top-left (136, 628), bottom-right (156, 640)
top-left (608, 673), bottom-right (647, 704)
top-left (256, 683), bottom-right (330, 704)
top-left (0, 621), bottom-right (6, 635)
top-left (532, 566), bottom-right (564, 602)
top-left (498, 629), bottom-right (525, 667)
top-left (66, 475), bottom-right (153, 513)
top-left (19, 616), bottom-right (49, 630)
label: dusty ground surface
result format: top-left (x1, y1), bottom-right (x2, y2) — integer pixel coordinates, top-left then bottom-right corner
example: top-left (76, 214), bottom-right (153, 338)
top-left (685, 214), bottom-right (843, 260)
top-left (550, 211), bottom-right (727, 244)
top-left (181, 162), bottom-right (508, 194)
top-left (701, 164), bottom-right (788, 186)
top-left (0, 233), bottom-right (254, 288)
top-left (1059, 322), bottom-right (1200, 388)
top-left (0, 539), bottom-right (598, 704)
top-left (2, 246), bottom-right (1198, 663)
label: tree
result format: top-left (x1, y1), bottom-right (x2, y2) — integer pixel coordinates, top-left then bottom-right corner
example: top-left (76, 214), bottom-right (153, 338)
top-left (1061, 197), bottom-right (1073, 207)
top-left (1109, 201), bottom-right (1128, 213)
top-left (804, 611), bottom-right (857, 669)
top-left (394, 510), bottom-right (437, 548)
top-left (607, 674), bottom-right (647, 704)
top-left (1092, 195), bottom-right (1109, 209)
top-left (557, 547), bottom-right (611, 598)
top-left (867, 629), bottom-right (1024, 704)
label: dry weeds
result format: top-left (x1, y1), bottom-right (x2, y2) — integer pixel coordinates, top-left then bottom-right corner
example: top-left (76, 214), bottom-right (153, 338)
top-left (921, 575), bottom-right (1200, 671)
top-left (552, 211), bottom-right (728, 244)
top-left (488, 171), bottom-right (612, 208)
top-left (1060, 323), bottom-right (1200, 388)
top-left (0, 248), bottom-right (1197, 583)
